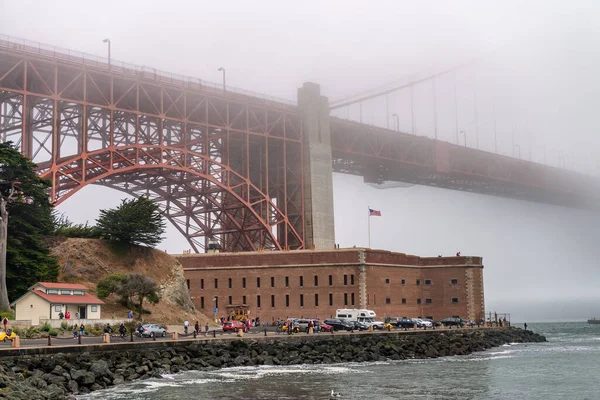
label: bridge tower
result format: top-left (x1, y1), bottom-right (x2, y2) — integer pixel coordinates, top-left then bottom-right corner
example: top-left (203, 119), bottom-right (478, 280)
top-left (298, 83), bottom-right (336, 249)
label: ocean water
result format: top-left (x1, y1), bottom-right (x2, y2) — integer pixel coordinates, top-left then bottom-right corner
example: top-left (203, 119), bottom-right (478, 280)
top-left (79, 322), bottom-right (600, 400)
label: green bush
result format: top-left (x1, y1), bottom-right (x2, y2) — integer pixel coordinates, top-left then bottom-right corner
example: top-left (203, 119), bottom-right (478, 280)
top-left (48, 328), bottom-right (58, 337)
top-left (60, 321), bottom-right (68, 330)
top-left (40, 322), bottom-right (51, 332)
top-left (12, 327), bottom-right (21, 336)
top-left (23, 327), bottom-right (39, 339)
top-left (0, 312), bottom-right (14, 320)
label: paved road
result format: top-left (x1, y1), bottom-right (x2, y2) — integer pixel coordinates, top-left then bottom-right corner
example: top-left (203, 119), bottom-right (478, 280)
top-left (0, 328), bottom-right (279, 349)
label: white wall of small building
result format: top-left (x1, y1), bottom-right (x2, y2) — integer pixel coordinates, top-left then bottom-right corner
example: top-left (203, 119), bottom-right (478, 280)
top-left (14, 293), bottom-right (51, 325)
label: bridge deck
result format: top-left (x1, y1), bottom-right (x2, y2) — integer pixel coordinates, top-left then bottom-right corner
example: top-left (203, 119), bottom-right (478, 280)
top-left (1, 35), bottom-right (598, 210)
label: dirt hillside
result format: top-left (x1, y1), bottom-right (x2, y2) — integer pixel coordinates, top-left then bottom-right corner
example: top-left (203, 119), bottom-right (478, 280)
top-left (48, 238), bottom-right (212, 326)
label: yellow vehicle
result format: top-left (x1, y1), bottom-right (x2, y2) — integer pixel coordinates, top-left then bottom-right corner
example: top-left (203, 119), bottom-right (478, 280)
top-left (227, 305), bottom-right (250, 322)
top-left (0, 329), bottom-right (16, 342)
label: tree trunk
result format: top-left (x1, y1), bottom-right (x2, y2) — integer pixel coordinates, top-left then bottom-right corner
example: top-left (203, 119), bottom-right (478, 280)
top-left (0, 198), bottom-right (11, 312)
top-left (138, 297), bottom-right (144, 321)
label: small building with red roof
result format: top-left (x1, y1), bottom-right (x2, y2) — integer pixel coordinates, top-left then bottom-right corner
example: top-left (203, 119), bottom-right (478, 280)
top-left (10, 282), bottom-right (104, 325)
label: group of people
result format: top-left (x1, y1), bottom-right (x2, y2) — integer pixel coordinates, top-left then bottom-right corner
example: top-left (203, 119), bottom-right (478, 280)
top-left (103, 323), bottom-right (127, 338)
top-left (72, 323), bottom-right (85, 338)
top-left (216, 316), bottom-right (261, 327)
top-left (58, 311), bottom-right (81, 319)
top-left (185, 320), bottom-right (210, 336)
top-left (72, 322), bottom-right (128, 338)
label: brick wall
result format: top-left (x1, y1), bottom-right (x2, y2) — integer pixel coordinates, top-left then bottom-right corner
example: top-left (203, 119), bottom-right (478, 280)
top-left (185, 265), bottom-right (360, 322)
top-left (179, 249), bottom-right (484, 323)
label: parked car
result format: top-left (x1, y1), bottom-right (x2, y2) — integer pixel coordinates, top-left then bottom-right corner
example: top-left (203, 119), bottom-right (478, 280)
top-left (413, 318), bottom-right (433, 328)
top-left (295, 319), bottom-right (312, 332)
top-left (351, 321), bottom-right (370, 331)
top-left (423, 318), bottom-right (442, 327)
top-left (440, 317), bottom-right (464, 327)
top-left (223, 320), bottom-right (247, 332)
top-left (394, 318), bottom-right (416, 329)
top-left (369, 320), bottom-right (385, 330)
top-left (318, 322), bottom-right (333, 332)
top-left (0, 329), bottom-right (16, 342)
top-left (323, 318), bottom-right (353, 331)
top-left (137, 324), bottom-right (167, 338)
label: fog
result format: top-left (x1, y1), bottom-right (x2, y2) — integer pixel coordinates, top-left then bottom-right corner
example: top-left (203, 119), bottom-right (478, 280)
top-left (2, 0), bottom-right (599, 321)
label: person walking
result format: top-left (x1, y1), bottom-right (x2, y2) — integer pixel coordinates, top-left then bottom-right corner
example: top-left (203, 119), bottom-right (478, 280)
top-left (194, 321), bottom-right (200, 334)
top-left (119, 323), bottom-right (126, 339)
top-left (204, 322), bottom-right (209, 336)
top-left (184, 320), bottom-right (189, 335)
top-left (79, 324), bottom-right (85, 337)
top-left (73, 324), bottom-right (78, 339)
top-left (524, 323), bottom-right (528, 331)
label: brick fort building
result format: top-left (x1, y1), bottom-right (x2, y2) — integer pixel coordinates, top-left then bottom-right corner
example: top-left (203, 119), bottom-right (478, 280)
top-left (178, 248), bottom-right (484, 323)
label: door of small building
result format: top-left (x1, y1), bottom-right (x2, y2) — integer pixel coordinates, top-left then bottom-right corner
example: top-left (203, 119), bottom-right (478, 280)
top-left (78, 305), bottom-right (87, 319)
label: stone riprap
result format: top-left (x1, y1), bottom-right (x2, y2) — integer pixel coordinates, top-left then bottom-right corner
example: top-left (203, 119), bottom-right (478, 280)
top-left (0, 328), bottom-right (545, 399)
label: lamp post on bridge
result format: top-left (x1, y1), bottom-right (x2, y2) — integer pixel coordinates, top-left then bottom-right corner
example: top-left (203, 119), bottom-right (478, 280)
top-left (558, 154), bottom-right (566, 169)
top-left (102, 38), bottom-right (111, 71)
top-left (392, 113), bottom-right (399, 132)
top-left (217, 67), bottom-right (226, 92)
top-left (460, 130), bottom-right (467, 147)
top-left (514, 145), bottom-right (521, 159)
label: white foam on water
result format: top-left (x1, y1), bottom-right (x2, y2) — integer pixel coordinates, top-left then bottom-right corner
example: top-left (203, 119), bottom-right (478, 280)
top-left (207, 363), bottom-right (362, 381)
top-left (487, 350), bottom-right (514, 356)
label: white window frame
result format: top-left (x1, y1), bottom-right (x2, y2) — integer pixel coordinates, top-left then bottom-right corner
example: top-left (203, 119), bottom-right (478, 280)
top-left (91, 305), bottom-right (98, 312)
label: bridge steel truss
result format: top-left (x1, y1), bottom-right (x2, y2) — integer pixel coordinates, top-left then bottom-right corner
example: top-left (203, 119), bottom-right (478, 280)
top-left (330, 118), bottom-right (598, 208)
top-left (0, 47), bottom-right (305, 252)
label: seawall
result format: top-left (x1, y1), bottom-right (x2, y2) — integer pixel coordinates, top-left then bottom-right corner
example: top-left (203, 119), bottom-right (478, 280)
top-left (0, 328), bottom-right (545, 399)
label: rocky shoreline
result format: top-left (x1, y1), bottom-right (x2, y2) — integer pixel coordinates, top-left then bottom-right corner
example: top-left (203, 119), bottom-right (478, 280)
top-left (0, 328), bottom-right (545, 399)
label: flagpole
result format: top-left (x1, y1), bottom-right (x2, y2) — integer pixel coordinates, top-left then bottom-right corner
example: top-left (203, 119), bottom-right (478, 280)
top-left (367, 206), bottom-right (371, 248)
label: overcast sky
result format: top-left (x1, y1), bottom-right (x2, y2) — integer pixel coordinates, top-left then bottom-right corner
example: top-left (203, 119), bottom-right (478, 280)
top-left (2, 0), bottom-right (599, 321)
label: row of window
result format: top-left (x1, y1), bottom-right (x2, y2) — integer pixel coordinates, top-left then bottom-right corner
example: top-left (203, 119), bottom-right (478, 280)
top-left (199, 292), bottom-right (357, 309)
top-left (385, 279), bottom-right (459, 286)
top-left (385, 297), bottom-right (459, 305)
top-left (199, 294), bottom-right (460, 309)
top-left (47, 289), bottom-right (85, 295)
top-left (197, 274), bottom-right (356, 290)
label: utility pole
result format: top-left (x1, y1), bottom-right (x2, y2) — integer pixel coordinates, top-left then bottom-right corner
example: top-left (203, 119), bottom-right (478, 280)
top-left (473, 69), bottom-right (479, 149)
top-left (217, 67), bottom-right (226, 92)
top-left (359, 103), bottom-right (363, 123)
top-left (410, 84), bottom-right (416, 135)
top-left (386, 94), bottom-right (390, 129)
top-left (453, 70), bottom-right (460, 145)
top-left (493, 100), bottom-right (498, 153)
top-left (102, 38), bottom-right (111, 70)
top-left (432, 78), bottom-right (438, 140)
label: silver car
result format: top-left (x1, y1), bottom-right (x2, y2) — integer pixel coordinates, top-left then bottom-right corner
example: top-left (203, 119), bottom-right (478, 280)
top-left (137, 324), bottom-right (167, 338)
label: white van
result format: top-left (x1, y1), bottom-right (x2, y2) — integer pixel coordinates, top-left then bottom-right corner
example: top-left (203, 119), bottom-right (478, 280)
top-left (335, 309), bottom-right (384, 329)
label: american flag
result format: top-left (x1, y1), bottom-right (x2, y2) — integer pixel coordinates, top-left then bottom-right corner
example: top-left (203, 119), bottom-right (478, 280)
top-left (369, 208), bottom-right (381, 217)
